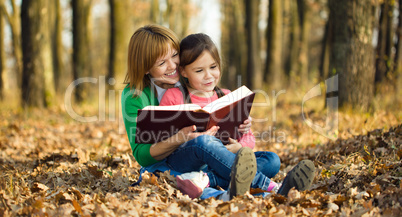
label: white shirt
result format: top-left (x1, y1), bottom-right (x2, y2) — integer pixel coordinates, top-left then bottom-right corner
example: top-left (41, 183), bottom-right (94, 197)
top-left (150, 78), bottom-right (181, 102)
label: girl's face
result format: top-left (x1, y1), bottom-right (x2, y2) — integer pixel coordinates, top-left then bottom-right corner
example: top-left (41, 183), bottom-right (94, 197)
top-left (181, 51), bottom-right (220, 95)
top-left (148, 45), bottom-right (180, 87)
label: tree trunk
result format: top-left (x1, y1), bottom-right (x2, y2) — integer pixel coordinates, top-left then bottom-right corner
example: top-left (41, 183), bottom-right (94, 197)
top-left (42, 0), bottom-right (55, 106)
top-left (108, 0), bottom-right (130, 87)
top-left (21, 0), bottom-right (49, 107)
top-left (385, 0), bottom-right (395, 77)
top-left (265, 0), bottom-right (283, 89)
top-left (287, 0), bottom-right (300, 87)
top-left (150, 0), bottom-right (160, 23)
top-left (221, 0), bottom-right (247, 89)
top-left (394, 0), bottom-right (402, 99)
top-left (297, 0), bottom-right (311, 88)
top-left (220, 0), bottom-right (234, 88)
top-left (72, 0), bottom-right (92, 103)
top-left (50, 0), bottom-right (64, 94)
top-left (375, 0), bottom-right (391, 84)
top-left (329, 0), bottom-right (375, 111)
top-left (319, 8), bottom-right (333, 81)
top-left (244, 0), bottom-right (262, 89)
top-left (0, 0), bottom-right (22, 88)
top-left (165, 0), bottom-right (191, 39)
top-left (282, 0), bottom-right (291, 82)
top-left (0, 0), bottom-right (4, 100)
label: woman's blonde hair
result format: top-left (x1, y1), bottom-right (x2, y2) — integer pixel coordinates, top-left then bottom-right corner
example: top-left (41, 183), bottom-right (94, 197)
top-left (124, 24), bottom-right (180, 96)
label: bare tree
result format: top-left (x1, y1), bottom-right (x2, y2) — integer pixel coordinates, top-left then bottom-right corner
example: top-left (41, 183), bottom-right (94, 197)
top-left (265, 0), bottom-right (284, 89)
top-left (244, 0), bottom-right (262, 89)
top-left (0, 0), bottom-right (4, 100)
top-left (395, 0), bottom-right (402, 99)
top-left (108, 0), bottom-right (130, 86)
top-left (287, 0), bottom-right (301, 87)
top-left (72, 0), bottom-right (93, 103)
top-left (165, 0), bottom-right (192, 39)
top-left (329, 0), bottom-right (376, 111)
top-left (49, 0), bottom-right (64, 94)
top-left (21, 0), bottom-right (53, 107)
top-left (297, 0), bottom-right (312, 88)
top-left (0, 0), bottom-right (22, 87)
top-left (220, 0), bottom-right (247, 89)
top-left (150, 0), bottom-right (160, 23)
top-left (319, 3), bottom-right (333, 81)
top-left (282, 0), bottom-right (291, 80)
top-left (375, 0), bottom-right (394, 84)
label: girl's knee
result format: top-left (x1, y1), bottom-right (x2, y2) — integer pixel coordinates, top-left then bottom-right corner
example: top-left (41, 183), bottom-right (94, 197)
top-left (193, 135), bottom-right (224, 150)
top-left (184, 135), bottom-right (223, 149)
top-left (256, 151), bottom-right (281, 178)
top-left (271, 153), bottom-right (281, 173)
top-left (266, 152), bottom-right (281, 177)
top-left (195, 135), bottom-right (220, 144)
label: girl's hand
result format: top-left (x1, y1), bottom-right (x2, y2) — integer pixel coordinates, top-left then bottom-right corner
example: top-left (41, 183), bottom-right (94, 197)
top-left (225, 138), bottom-right (243, 153)
top-left (175, 125), bottom-right (219, 143)
top-left (238, 117), bottom-right (252, 134)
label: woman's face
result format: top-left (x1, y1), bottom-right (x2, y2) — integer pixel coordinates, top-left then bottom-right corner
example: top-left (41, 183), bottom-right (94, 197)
top-left (147, 45), bottom-right (180, 87)
top-left (181, 50), bottom-right (220, 95)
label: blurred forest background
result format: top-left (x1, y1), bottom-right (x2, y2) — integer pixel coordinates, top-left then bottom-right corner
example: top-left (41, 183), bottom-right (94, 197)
top-left (0, 0), bottom-right (401, 113)
top-left (1, 1), bottom-right (402, 216)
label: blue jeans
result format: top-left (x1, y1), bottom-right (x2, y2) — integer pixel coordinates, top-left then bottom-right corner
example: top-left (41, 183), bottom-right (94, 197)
top-left (164, 135), bottom-right (280, 190)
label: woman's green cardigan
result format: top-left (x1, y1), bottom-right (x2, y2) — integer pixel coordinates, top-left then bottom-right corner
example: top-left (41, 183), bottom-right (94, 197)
top-left (121, 86), bottom-right (161, 167)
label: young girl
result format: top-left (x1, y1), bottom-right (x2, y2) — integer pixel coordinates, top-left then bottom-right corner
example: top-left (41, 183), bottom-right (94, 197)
top-left (160, 33), bottom-right (284, 198)
top-left (160, 34), bottom-right (254, 153)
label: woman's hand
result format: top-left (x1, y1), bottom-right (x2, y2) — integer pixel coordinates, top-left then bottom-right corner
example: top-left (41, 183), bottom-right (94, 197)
top-left (175, 125), bottom-right (220, 144)
top-left (238, 117), bottom-right (252, 134)
top-left (225, 138), bottom-right (243, 153)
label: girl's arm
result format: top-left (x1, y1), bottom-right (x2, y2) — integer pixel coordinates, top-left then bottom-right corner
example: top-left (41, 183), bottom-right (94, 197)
top-left (237, 130), bottom-right (255, 149)
top-left (225, 130), bottom-right (255, 154)
top-left (238, 117), bottom-right (252, 134)
top-left (160, 88), bottom-right (183, 106)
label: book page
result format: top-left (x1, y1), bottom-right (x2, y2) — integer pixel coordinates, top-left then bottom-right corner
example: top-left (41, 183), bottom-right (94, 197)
top-left (142, 104), bottom-right (202, 111)
top-left (202, 86), bottom-right (253, 113)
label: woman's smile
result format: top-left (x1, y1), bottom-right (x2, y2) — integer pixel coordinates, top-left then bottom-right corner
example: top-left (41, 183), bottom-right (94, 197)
top-left (165, 70), bottom-right (178, 78)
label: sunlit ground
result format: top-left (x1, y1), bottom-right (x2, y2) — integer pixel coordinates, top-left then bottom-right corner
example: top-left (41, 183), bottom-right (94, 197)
top-left (0, 83), bottom-right (401, 216)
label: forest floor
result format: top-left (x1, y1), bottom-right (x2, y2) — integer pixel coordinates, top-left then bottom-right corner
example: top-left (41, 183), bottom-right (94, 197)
top-left (0, 89), bottom-right (401, 216)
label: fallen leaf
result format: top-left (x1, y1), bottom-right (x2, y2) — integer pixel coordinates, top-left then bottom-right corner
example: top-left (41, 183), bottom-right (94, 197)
top-left (31, 183), bottom-right (49, 193)
top-left (87, 165), bottom-right (103, 178)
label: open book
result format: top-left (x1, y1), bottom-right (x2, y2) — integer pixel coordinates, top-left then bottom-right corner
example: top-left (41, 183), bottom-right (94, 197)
top-left (135, 85), bottom-right (255, 144)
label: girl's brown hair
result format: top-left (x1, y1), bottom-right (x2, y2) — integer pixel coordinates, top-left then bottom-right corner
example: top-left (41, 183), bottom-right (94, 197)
top-left (124, 24), bottom-right (180, 96)
top-left (179, 33), bottom-right (225, 103)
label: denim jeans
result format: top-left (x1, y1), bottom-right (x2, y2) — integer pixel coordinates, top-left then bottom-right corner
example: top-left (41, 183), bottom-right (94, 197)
top-left (164, 135), bottom-right (281, 191)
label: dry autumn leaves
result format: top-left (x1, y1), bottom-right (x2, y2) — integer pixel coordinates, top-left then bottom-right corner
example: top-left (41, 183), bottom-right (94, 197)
top-left (0, 107), bottom-right (401, 216)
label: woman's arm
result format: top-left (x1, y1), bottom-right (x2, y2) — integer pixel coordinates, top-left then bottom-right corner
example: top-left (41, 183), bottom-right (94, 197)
top-left (123, 86), bottom-right (220, 166)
